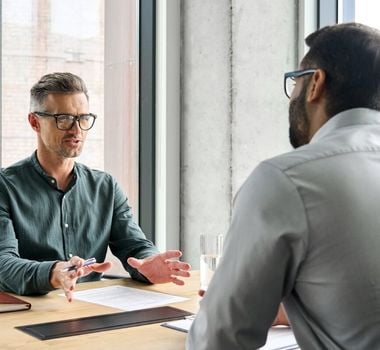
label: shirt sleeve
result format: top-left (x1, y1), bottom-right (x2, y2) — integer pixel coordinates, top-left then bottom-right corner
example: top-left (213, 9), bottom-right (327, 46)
top-left (108, 180), bottom-right (159, 282)
top-left (0, 177), bottom-right (55, 295)
top-left (187, 161), bottom-right (308, 350)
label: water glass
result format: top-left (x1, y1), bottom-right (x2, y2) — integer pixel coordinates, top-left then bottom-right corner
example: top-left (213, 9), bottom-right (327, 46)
top-left (199, 233), bottom-right (224, 293)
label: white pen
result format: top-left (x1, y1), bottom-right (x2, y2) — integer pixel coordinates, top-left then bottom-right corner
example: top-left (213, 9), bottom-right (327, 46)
top-left (61, 257), bottom-right (97, 272)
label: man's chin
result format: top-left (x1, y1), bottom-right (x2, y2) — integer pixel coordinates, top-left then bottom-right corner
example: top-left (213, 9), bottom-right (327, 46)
top-left (59, 149), bottom-right (83, 159)
top-left (289, 128), bottom-right (307, 149)
top-left (69, 151), bottom-right (82, 158)
top-left (289, 128), bottom-right (300, 149)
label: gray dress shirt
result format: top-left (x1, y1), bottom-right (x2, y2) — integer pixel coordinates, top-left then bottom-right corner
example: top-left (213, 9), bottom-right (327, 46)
top-left (0, 152), bottom-right (158, 295)
top-left (187, 108), bottom-right (380, 349)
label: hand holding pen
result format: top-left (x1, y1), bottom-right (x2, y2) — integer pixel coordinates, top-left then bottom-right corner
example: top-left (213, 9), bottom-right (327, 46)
top-left (61, 257), bottom-right (97, 272)
top-left (50, 256), bottom-right (113, 302)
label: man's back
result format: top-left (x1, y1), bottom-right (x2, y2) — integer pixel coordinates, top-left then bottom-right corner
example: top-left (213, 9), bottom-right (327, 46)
top-left (188, 108), bottom-right (380, 350)
top-left (270, 108), bottom-right (380, 349)
top-left (188, 22), bottom-right (380, 350)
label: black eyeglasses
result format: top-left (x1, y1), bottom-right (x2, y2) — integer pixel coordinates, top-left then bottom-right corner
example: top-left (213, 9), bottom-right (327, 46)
top-left (284, 69), bottom-right (317, 98)
top-left (33, 112), bottom-right (97, 131)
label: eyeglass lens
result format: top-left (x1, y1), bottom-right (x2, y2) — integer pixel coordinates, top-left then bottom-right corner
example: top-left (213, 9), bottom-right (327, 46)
top-left (285, 77), bottom-right (296, 98)
top-left (56, 115), bottom-right (95, 130)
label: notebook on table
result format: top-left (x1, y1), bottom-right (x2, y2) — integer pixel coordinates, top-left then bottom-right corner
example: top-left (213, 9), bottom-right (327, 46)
top-left (0, 292), bottom-right (31, 313)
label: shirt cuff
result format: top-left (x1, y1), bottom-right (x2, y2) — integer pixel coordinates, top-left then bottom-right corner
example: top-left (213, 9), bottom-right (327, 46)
top-left (38, 261), bottom-right (59, 293)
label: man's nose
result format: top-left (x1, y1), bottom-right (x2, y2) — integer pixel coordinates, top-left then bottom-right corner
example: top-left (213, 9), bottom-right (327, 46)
top-left (68, 120), bottom-right (82, 133)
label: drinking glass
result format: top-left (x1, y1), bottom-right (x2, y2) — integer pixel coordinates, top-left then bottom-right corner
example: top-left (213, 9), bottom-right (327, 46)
top-left (199, 233), bottom-right (224, 294)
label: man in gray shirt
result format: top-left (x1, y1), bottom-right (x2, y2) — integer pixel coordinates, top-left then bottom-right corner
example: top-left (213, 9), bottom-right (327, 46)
top-left (187, 23), bottom-right (380, 349)
top-left (0, 72), bottom-right (190, 302)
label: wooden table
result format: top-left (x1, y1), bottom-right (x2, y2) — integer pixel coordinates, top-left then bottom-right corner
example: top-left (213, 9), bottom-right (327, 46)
top-left (0, 271), bottom-right (201, 350)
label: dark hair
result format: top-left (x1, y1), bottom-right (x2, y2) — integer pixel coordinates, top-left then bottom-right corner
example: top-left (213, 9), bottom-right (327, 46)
top-left (302, 22), bottom-right (380, 118)
top-left (30, 72), bottom-right (89, 112)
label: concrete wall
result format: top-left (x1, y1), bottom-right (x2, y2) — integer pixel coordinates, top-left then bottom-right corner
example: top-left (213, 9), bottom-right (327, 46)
top-left (180, 0), bottom-right (299, 267)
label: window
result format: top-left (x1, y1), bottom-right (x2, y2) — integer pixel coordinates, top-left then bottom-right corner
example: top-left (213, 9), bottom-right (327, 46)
top-left (301, 0), bottom-right (380, 49)
top-left (1, 0), bottom-right (159, 236)
top-left (1, 0), bottom-right (105, 170)
top-left (348, 0), bottom-right (380, 29)
top-left (1, 0), bottom-right (156, 274)
top-left (0, 0), bottom-right (146, 214)
top-left (330, 0), bottom-right (380, 28)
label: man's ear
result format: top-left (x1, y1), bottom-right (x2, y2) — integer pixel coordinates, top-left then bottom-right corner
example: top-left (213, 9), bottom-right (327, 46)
top-left (306, 69), bottom-right (326, 102)
top-left (28, 113), bottom-right (40, 132)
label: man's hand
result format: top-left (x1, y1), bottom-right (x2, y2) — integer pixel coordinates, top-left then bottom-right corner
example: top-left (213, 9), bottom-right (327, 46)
top-left (272, 303), bottom-right (290, 326)
top-left (50, 256), bottom-right (112, 302)
top-left (127, 250), bottom-right (191, 285)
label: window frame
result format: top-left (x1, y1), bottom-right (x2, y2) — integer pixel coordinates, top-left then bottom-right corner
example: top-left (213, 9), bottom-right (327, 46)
top-left (318, 0), bottom-right (338, 27)
top-left (155, 0), bottom-right (180, 252)
top-left (0, 3), bottom-right (2, 166)
top-left (317, 0), bottom-right (355, 26)
top-left (139, 0), bottom-right (156, 242)
top-left (299, 0), bottom-right (347, 61)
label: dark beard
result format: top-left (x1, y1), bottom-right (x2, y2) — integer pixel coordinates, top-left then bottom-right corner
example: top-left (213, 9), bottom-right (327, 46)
top-left (288, 83), bottom-right (310, 149)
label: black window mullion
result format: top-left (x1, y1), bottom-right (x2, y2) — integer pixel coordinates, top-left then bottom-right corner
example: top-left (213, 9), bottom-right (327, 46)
top-left (139, 0), bottom-right (156, 242)
top-left (0, 2), bottom-right (2, 167)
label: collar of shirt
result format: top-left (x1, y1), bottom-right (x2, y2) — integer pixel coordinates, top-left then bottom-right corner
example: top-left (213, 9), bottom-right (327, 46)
top-left (30, 151), bottom-right (78, 191)
top-left (310, 108), bottom-right (380, 144)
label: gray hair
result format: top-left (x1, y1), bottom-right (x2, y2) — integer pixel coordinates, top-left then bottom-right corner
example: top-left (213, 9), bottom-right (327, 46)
top-left (30, 72), bottom-right (89, 112)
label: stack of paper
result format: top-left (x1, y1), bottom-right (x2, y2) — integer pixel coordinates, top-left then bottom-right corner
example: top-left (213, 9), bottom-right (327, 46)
top-left (162, 318), bottom-right (298, 350)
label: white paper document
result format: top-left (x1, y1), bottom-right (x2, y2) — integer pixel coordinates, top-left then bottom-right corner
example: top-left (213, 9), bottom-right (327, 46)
top-left (71, 285), bottom-right (188, 311)
top-left (162, 318), bottom-right (298, 350)
top-left (260, 327), bottom-right (298, 350)
top-left (162, 315), bottom-right (195, 333)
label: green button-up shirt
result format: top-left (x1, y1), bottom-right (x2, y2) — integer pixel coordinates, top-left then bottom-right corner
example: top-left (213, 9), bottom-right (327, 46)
top-left (0, 152), bottom-right (158, 295)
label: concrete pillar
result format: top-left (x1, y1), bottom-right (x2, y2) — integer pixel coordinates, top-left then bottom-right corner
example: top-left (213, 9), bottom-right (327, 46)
top-left (181, 0), bottom-right (232, 266)
top-left (231, 0), bottom-right (298, 192)
top-left (180, 0), bottom-right (298, 267)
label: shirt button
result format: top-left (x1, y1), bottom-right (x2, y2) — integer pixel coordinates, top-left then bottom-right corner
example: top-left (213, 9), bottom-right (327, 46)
top-left (64, 223), bottom-right (69, 228)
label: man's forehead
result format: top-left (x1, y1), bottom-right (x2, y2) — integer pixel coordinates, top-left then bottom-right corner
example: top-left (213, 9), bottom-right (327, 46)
top-left (44, 92), bottom-right (88, 104)
top-left (43, 93), bottom-right (89, 111)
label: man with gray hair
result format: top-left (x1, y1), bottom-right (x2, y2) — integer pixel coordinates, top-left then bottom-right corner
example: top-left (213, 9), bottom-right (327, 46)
top-left (0, 72), bottom-right (190, 302)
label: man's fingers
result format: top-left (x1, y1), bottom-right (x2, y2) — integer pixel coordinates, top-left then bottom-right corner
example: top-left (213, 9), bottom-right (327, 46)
top-left (66, 255), bottom-right (82, 270)
top-left (161, 250), bottom-right (182, 260)
top-left (60, 261), bottom-right (113, 302)
top-left (126, 251), bottom-right (191, 286)
top-left (73, 261), bottom-right (112, 278)
top-left (64, 289), bottom-right (73, 302)
top-left (87, 262), bottom-right (113, 273)
top-left (127, 257), bottom-right (142, 268)
top-left (171, 277), bottom-right (185, 286)
top-left (61, 275), bottom-right (76, 302)
top-left (167, 261), bottom-right (191, 271)
top-left (170, 269), bottom-right (191, 278)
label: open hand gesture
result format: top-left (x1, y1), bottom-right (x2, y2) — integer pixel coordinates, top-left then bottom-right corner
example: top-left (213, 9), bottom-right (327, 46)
top-left (127, 250), bottom-right (191, 285)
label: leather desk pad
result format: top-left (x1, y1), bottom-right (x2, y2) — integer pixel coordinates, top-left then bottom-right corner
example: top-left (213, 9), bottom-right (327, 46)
top-left (16, 306), bottom-right (193, 340)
